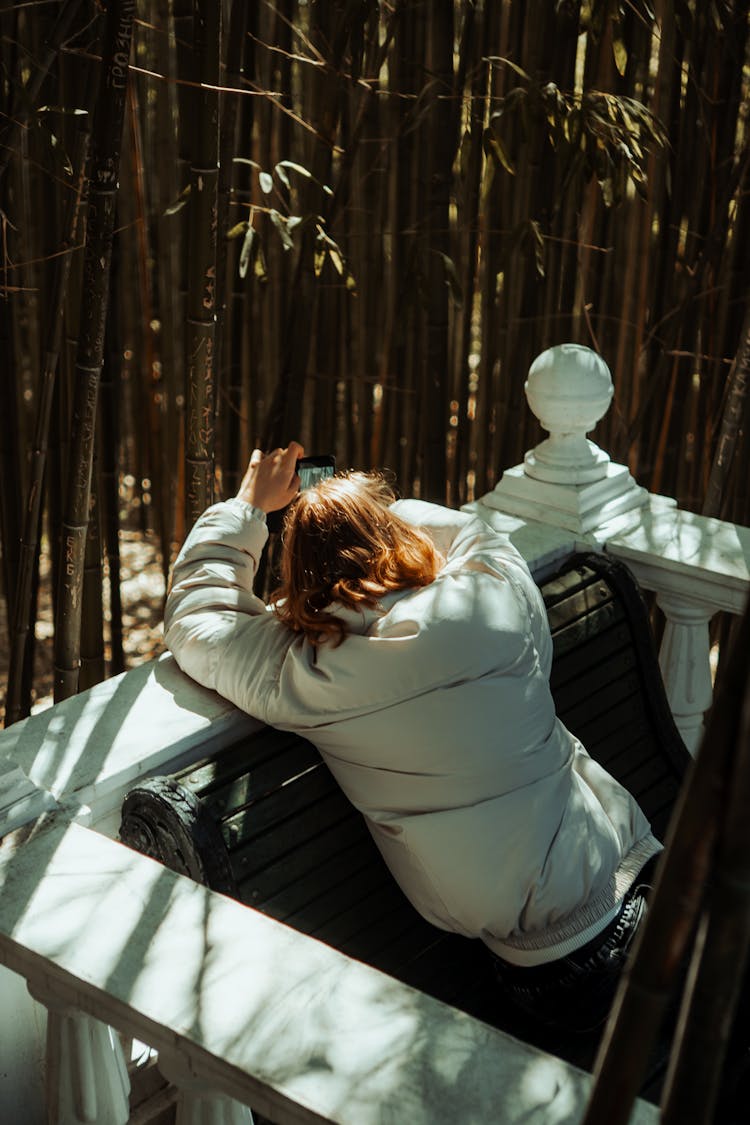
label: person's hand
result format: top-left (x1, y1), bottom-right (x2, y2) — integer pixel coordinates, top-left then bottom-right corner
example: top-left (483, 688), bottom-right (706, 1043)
top-left (236, 442), bottom-right (304, 513)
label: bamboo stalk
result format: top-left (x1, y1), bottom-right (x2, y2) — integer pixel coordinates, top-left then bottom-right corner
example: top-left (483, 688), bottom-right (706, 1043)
top-left (78, 454), bottom-right (105, 692)
top-left (99, 228), bottom-right (125, 676)
top-left (660, 638), bottom-right (750, 1122)
top-left (421, 0), bottom-right (453, 502)
top-left (702, 304), bottom-right (750, 520)
top-left (184, 0), bottom-right (220, 531)
top-left (5, 128), bottom-right (88, 726)
top-left (153, 0), bottom-right (184, 557)
top-left (53, 0), bottom-right (136, 703)
top-left (582, 592), bottom-right (750, 1124)
top-left (215, 0), bottom-right (249, 497)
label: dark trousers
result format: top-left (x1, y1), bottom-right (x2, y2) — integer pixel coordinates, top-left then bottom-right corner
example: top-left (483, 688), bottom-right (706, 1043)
top-left (492, 858), bottom-right (658, 1034)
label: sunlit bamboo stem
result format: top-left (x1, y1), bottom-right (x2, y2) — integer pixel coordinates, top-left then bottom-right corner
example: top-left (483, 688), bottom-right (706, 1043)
top-left (53, 0), bottom-right (136, 702)
top-left (184, 0), bottom-right (220, 531)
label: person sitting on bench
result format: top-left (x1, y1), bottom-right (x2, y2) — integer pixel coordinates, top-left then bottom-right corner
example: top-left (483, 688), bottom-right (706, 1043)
top-left (164, 442), bottom-right (661, 1033)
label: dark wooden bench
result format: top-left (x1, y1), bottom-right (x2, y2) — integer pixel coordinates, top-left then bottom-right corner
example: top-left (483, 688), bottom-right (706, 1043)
top-left (119, 550), bottom-right (691, 1071)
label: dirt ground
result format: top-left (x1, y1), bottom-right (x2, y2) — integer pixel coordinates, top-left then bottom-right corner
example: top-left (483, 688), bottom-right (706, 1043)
top-left (0, 531), bottom-right (167, 726)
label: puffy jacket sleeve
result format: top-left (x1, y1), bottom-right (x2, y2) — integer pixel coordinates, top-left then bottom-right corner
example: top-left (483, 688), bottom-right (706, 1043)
top-left (163, 498), bottom-right (293, 722)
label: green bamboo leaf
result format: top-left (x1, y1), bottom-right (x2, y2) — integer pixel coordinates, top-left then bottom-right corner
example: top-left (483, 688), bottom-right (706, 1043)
top-left (436, 251), bottom-right (463, 307)
top-left (600, 173), bottom-right (615, 207)
top-left (238, 223), bottom-right (254, 278)
top-left (484, 56), bottom-right (531, 83)
top-left (259, 171), bottom-right (273, 194)
top-left (613, 36), bottom-right (628, 76)
top-left (275, 160), bottom-right (334, 196)
top-left (483, 129), bottom-right (516, 175)
top-left (564, 108), bottom-right (583, 147)
top-left (253, 236), bottom-right (268, 284)
top-left (529, 221), bottom-right (545, 279)
top-left (38, 105), bottom-right (88, 116)
top-left (164, 184), bottom-right (191, 216)
top-left (226, 220), bottom-right (249, 240)
top-left (314, 246), bottom-right (326, 277)
top-left (274, 163), bottom-right (291, 190)
top-left (232, 157), bottom-right (263, 170)
top-left (269, 209), bottom-right (295, 250)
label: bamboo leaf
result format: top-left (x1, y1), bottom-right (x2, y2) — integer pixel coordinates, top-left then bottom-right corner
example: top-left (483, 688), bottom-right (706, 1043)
top-left (165, 184), bottom-right (190, 216)
top-left (483, 129), bottom-right (516, 175)
top-left (269, 209), bottom-right (295, 250)
top-left (484, 56), bottom-right (531, 83)
top-left (529, 221), bottom-right (545, 278)
top-left (274, 163), bottom-right (291, 190)
top-left (433, 251), bottom-right (463, 307)
top-left (254, 241), bottom-right (269, 283)
top-left (239, 222), bottom-right (254, 278)
top-left (259, 171), bottom-right (273, 194)
top-left (226, 220), bottom-right (249, 240)
top-left (613, 35), bottom-right (628, 76)
top-left (38, 105), bottom-right (88, 116)
top-left (275, 160), bottom-right (334, 196)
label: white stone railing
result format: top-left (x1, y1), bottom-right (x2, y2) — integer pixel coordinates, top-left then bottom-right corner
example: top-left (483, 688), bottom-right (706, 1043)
top-left (0, 652), bottom-right (658, 1124)
top-left (467, 343), bottom-right (750, 756)
top-left (1, 341), bottom-right (747, 1122)
top-left (2, 816), bottom-right (661, 1125)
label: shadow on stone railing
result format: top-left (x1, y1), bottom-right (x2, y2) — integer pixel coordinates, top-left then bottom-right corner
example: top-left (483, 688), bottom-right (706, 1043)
top-left (0, 820), bottom-right (656, 1124)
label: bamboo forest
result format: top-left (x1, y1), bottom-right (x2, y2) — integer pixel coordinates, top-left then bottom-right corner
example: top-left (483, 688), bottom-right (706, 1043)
top-left (0, 0), bottom-right (748, 724)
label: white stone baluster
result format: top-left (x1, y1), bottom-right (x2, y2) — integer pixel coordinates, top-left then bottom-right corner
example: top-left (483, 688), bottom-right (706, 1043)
top-left (482, 343), bottom-right (647, 533)
top-left (469, 341), bottom-right (750, 748)
top-left (656, 594), bottom-right (715, 756)
top-left (158, 1046), bottom-right (255, 1125)
top-left (31, 988), bottom-right (130, 1125)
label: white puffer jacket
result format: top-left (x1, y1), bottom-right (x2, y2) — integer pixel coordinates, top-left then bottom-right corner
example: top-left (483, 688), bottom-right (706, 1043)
top-left (164, 496), bottom-right (660, 965)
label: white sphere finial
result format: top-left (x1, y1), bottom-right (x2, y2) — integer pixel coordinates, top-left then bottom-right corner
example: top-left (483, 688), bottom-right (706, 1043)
top-left (523, 344), bottom-right (613, 484)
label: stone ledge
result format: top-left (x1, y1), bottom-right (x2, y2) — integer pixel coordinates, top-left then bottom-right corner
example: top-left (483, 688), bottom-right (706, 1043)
top-left (0, 821), bottom-right (659, 1125)
top-left (0, 654), bottom-right (262, 835)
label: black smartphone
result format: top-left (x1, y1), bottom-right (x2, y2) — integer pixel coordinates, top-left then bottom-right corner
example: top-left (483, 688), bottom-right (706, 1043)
top-left (297, 454), bottom-right (336, 491)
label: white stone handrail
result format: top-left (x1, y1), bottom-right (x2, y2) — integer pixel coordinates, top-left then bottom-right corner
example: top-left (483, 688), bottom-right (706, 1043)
top-left (0, 818), bottom-right (658, 1124)
top-left (470, 343), bottom-right (750, 755)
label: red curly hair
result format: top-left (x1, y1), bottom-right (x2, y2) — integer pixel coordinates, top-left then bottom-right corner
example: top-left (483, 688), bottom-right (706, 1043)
top-left (272, 472), bottom-right (442, 646)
